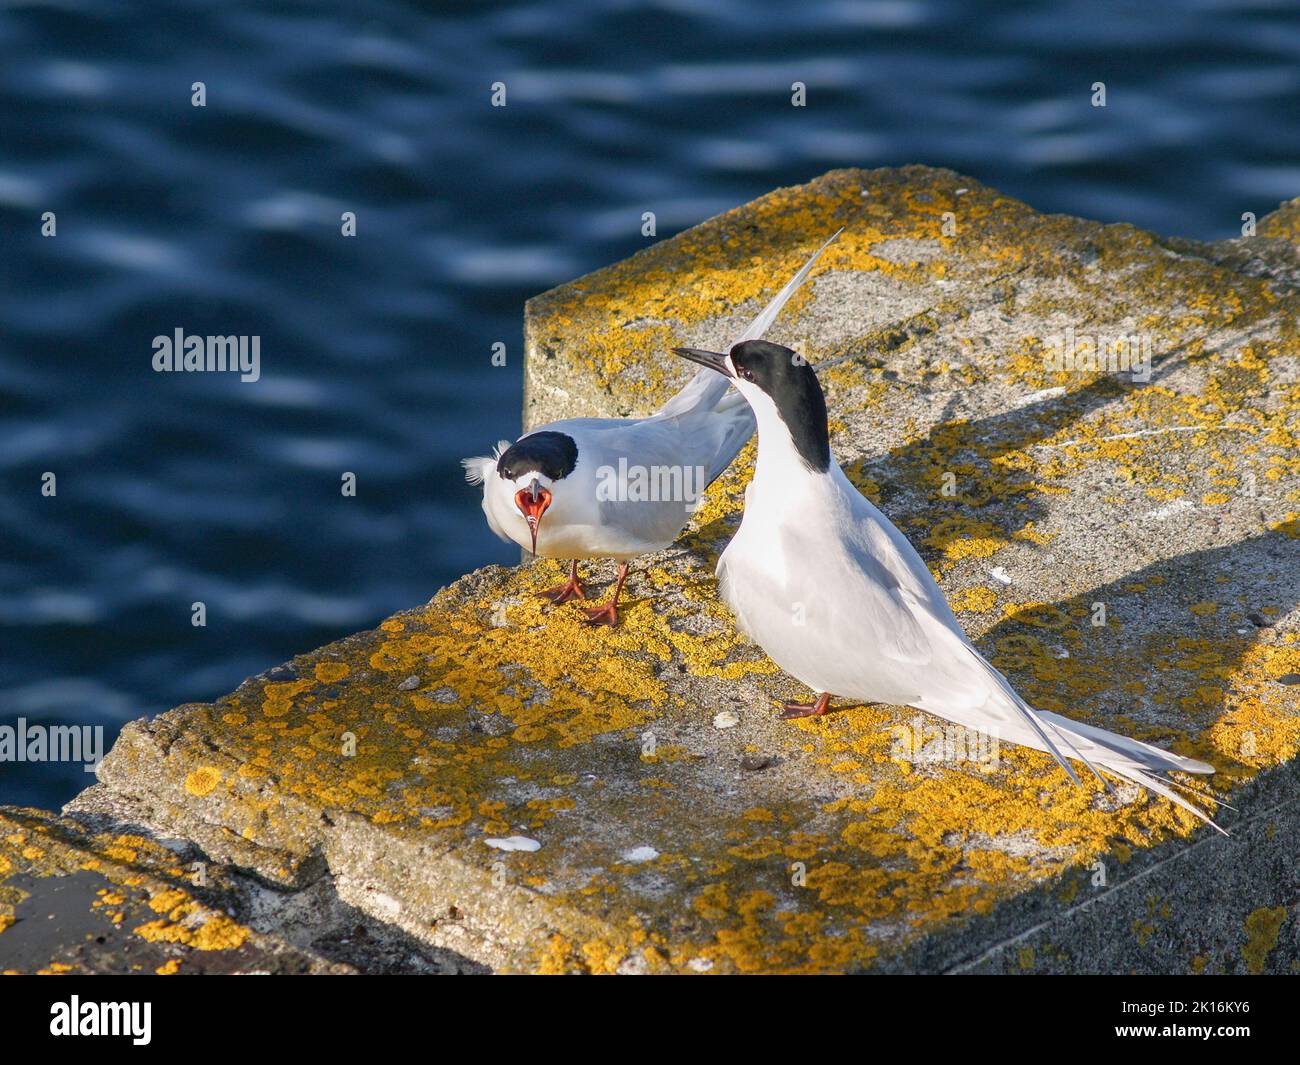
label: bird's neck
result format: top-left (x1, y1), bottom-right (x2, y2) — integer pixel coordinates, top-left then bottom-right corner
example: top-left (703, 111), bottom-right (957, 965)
top-left (751, 421), bottom-right (835, 500)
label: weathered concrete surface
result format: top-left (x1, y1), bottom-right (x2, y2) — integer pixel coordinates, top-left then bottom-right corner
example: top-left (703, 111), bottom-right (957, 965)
top-left (3, 167), bottom-right (1298, 974)
top-left (0, 805), bottom-right (482, 974)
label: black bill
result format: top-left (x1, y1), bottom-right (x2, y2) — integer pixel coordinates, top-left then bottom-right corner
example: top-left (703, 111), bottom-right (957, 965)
top-left (672, 347), bottom-right (732, 378)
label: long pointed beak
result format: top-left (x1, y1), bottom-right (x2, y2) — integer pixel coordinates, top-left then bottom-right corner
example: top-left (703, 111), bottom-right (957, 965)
top-left (673, 347), bottom-right (732, 378)
top-left (515, 478), bottom-right (551, 556)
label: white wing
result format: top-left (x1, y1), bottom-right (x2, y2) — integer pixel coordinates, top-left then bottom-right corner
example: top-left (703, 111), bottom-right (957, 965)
top-left (548, 416), bottom-right (738, 552)
top-left (733, 227), bottom-right (845, 346)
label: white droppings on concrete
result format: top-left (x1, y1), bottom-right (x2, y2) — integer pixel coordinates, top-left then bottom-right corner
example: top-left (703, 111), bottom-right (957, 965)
top-left (1148, 499), bottom-right (1195, 522)
top-left (989, 566), bottom-right (1012, 585)
top-left (369, 892), bottom-right (402, 917)
top-left (713, 710), bottom-right (740, 729)
top-left (1014, 386), bottom-right (1066, 408)
top-left (623, 845), bottom-right (659, 862)
top-left (484, 836), bottom-right (540, 852)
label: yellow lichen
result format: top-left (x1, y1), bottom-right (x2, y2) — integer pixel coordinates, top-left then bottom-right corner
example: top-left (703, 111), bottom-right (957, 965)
top-left (315, 661), bottom-right (350, 683)
top-left (1242, 906), bottom-right (1287, 974)
top-left (951, 587), bottom-right (998, 613)
top-left (184, 767), bottom-right (222, 797)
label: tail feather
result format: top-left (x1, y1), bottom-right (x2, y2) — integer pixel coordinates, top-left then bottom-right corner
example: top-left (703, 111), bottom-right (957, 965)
top-left (967, 645), bottom-right (1084, 786)
top-left (1163, 774), bottom-right (1236, 812)
top-left (655, 227), bottom-right (843, 420)
top-left (963, 645), bottom-right (1223, 831)
top-left (1106, 763), bottom-right (1227, 835)
top-left (1041, 716), bottom-right (1115, 794)
top-left (1039, 709), bottom-right (1214, 776)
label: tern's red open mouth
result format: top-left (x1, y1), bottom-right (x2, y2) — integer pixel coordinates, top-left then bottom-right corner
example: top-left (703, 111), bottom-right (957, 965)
top-left (514, 486), bottom-right (552, 554)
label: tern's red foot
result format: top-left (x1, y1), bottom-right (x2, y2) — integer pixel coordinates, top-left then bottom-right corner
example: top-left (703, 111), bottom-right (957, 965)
top-left (582, 601), bottom-right (619, 626)
top-left (580, 561), bottom-right (628, 627)
top-left (778, 693), bottom-right (832, 720)
top-left (537, 562), bottom-right (585, 604)
top-left (539, 581), bottom-right (584, 604)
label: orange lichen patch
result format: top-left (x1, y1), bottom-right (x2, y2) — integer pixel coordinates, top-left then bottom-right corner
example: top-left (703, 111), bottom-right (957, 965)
top-left (1203, 645), bottom-right (1300, 775)
top-left (535, 934), bottom-right (575, 975)
top-left (184, 767), bottom-right (222, 797)
top-left (925, 518), bottom-right (1007, 565)
top-left (155, 958), bottom-right (182, 975)
top-left (315, 661), bottom-right (350, 683)
top-left (1001, 602), bottom-right (1073, 631)
top-left (642, 743), bottom-right (692, 764)
top-left (692, 882), bottom-right (731, 921)
top-left (1259, 197), bottom-right (1300, 242)
top-left (133, 903), bottom-right (250, 951)
top-left (101, 837), bottom-right (143, 864)
top-left (580, 938), bottom-right (621, 975)
top-left (727, 836), bottom-right (786, 860)
top-left (1242, 906), bottom-right (1287, 974)
top-left (147, 888), bottom-right (190, 917)
top-left (261, 678), bottom-right (311, 719)
top-left (951, 586), bottom-right (998, 613)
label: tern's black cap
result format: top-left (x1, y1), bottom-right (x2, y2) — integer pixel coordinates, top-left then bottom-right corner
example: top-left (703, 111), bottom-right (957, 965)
top-left (496, 431), bottom-right (578, 481)
top-left (729, 340), bottom-right (830, 473)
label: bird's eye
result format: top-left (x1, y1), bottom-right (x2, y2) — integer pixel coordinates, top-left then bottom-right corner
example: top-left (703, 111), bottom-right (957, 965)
top-left (739, 367), bottom-right (754, 381)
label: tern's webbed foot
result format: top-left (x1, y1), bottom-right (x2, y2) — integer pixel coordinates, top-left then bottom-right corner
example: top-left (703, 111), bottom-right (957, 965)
top-left (580, 561), bottom-right (627, 627)
top-left (537, 579), bottom-right (584, 604)
top-left (778, 693), bottom-right (832, 720)
top-left (537, 562), bottom-right (585, 605)
top-left (581, 601), bottom-right (619, 627)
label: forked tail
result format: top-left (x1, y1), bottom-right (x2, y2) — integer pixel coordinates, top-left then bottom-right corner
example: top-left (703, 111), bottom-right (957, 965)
top-left (964, 645), bottom-right (1224, 833)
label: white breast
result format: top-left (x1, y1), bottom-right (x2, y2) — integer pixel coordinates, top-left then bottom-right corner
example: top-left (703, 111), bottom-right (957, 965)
top-left (717, 459), bottom-right (941, 705)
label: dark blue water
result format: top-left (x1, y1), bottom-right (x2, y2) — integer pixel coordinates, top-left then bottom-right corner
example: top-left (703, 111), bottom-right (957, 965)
top-left (3, 0), bottom-right (1298, 809)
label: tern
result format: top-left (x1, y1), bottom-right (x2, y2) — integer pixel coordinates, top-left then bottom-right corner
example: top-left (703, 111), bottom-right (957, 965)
top-left (463, 230), bottom-right (842, 625)
top-left (673, 338), bottom-right (1221, 828)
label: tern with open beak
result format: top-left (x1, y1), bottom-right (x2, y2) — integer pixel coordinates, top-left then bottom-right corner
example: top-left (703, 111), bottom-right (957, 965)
top-left (463, 230), bottom-right (841, 625)
top-left (674, 338), bottom-right (1221, 829)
